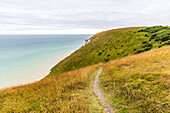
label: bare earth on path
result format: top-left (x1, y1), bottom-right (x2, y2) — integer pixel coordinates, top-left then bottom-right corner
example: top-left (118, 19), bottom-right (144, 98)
top-left (93, 68), bottom-right (113, 113)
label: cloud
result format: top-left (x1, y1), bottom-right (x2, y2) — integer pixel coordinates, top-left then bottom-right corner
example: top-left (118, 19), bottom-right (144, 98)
top-left (0, 0), bottom-right (169, 34)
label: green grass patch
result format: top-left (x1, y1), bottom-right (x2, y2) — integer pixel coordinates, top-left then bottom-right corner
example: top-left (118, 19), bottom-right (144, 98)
top-left (85, 66), bottom-right (106, 113)
top-left (49, 26), bottom-right (170, 76)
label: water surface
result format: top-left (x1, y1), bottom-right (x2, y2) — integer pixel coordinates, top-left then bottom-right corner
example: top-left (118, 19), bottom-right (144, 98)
top-left (0, 34), bottom-right (92, 89)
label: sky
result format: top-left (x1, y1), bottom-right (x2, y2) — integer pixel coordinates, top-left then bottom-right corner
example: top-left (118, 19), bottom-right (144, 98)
top-left (0, 0), bottom-right (169, 34)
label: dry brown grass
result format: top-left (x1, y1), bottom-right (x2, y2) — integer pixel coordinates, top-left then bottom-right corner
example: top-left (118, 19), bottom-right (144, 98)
top-left (100, 46), bottom-right (170, 112)
top-left (0, 44), bottom-right (169, 112)
top-left (0, 64), bottom-right (103, 112)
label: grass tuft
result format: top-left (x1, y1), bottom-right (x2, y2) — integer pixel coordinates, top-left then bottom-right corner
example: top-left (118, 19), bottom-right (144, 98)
top-left (100, 46), bottom-right (170, 112)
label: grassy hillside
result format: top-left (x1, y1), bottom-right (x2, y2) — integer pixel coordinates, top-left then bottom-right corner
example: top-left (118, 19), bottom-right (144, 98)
top-left (0, 64), bottom-right (105, 112)
top-left (0, 46), bottom-right (169, 112)
top-left (0, 26), bottom-right (169, 112)
top-left (49, 26), bottom-right (170, 76)
top-left (100, 46), bottom-right (170, 112)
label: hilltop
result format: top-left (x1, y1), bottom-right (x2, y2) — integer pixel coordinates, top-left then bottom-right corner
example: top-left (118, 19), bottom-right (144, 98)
top-left (0, 26), bottom-right (169, 112)
top-left (49, 26), bottom-right (170, 76)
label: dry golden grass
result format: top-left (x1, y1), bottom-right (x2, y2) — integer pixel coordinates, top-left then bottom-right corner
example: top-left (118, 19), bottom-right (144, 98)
top-left (100, 46), bottom-right (170, 112)
top-left (0, 64), bottom-right (104, 112)
top-left (0, 42), bottom-right (169, 112)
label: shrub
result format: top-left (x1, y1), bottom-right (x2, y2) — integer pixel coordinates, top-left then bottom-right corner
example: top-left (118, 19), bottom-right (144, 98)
top-left (142, 43), bottom-right (152, 48)
top-left (145, 34), bottom-right (149, 37)
top-left (138, 26), bottom-right (168, 33)
top-left (150, 33), bottom-right (157, 40)
top-left (155, 38), bottom-right (161, 41)
top-left (142, 41), bottom-right (147, 44)
top-left (161, 35), bottom-right (169, 41)
top-left (143, 47), bottom-right (152, 51)
top-left (98, 52), bottom-right (102, 56)
top-left (107, 54), bottom-right (111, 57)
top-left (164, 41), bottom-right (170, 45)
top-left (135, 50), bottom-right (143, 54)
top-left (103, 58), bottom-right (110, 62)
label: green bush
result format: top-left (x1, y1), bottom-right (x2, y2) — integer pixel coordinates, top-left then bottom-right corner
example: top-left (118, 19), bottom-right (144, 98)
top-left (107, 54), bottom-right (111, 57)
top-left (143, 47), bottom-right (152, 51)
top-left (135, 50), bottom-right (144, 54)
top-left (98, 52), bottom-right (102, 56)
top-left (145, 34), bottom-right (149, 37)
top-left (103, 58), bottom-right (110, 62)
top-left (138, 26), bottom-right (168, 33)
top-left (142, 43), bottom-right (152, 48)
top-left (161, 35), bottom-right (170, 41)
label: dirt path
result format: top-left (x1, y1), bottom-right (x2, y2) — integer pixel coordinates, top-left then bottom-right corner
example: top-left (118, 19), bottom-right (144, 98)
top-left (93, 68), bottom-right (113, 113)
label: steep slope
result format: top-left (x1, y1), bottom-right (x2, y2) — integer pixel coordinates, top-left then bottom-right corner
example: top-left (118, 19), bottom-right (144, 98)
top-left (0, 26), bottom-right (169, 112)
top-left (49, 26), bottom-right (170, 76)
top-left (0, 46), bottom-right (169, 112)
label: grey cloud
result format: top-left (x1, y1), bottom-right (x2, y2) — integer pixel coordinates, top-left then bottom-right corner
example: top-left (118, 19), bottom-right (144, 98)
top-left (0, 0), bottom-right (170, 33)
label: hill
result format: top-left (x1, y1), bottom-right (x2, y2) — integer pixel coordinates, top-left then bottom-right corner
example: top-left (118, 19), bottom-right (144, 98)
top-left (0, 26), bottom-right (169, 112)
top-left (49, 26), bottom-right (170, 76)
top-left (0, 46), bottom-right (169, 112)
top-left (100, 46), bottom-right (170, 112)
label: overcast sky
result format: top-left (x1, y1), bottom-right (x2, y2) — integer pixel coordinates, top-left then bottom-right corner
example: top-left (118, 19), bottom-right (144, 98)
top-left (0, 0), bottom-right (169, 34)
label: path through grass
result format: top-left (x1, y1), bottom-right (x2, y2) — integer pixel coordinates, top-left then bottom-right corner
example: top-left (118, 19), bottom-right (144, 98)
top-left (93, 67), bottom-right (113, 113)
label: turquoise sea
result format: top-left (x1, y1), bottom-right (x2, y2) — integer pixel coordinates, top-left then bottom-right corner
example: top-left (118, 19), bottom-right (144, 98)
top-left (0, 34), bottom-right (92, 89)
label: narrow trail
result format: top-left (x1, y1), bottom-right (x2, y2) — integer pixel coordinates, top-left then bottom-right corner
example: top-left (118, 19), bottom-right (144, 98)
top-left (93, 68), bottom-right (113, 113)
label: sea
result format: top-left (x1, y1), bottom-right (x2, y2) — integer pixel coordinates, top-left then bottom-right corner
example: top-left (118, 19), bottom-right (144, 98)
top-left (0, 34), bottom-right (92, 89)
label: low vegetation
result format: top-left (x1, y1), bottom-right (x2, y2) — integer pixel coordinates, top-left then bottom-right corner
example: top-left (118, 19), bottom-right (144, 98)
top-left (49, 26), bottom-right (170, 76)
top-left (0, 26), bottom-right (169, 112)
top-left (100, 46), bottom-right (170, 112)
top-left (0, 64), bottom-right (103, 112)
top-left (1, 46), bottom-right (169, 112)
top-left (138, 26), bottom-right (170, 48)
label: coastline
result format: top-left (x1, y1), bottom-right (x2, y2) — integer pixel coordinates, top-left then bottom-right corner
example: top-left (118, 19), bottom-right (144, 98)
top-left (0, 45), bottom-right (83, 90)
top-left (0, 34), bottom-right (92, 90)
top-left (36, 44), bottom-right (83, 81)
top-left (35, 54), bottom-right (66, 81)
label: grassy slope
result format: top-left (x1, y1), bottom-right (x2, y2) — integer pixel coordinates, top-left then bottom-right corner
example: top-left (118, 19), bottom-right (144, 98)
top-left (0, 64), bottom-right (104, 112)
top-left (0, 46), bottom-right (169, 112)
top-left (100, 46), bottom-right (170, 112)
top-left (0, 26), bottom-right (169, 112)
top-left (49, 26), bottom-right (170, 76)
